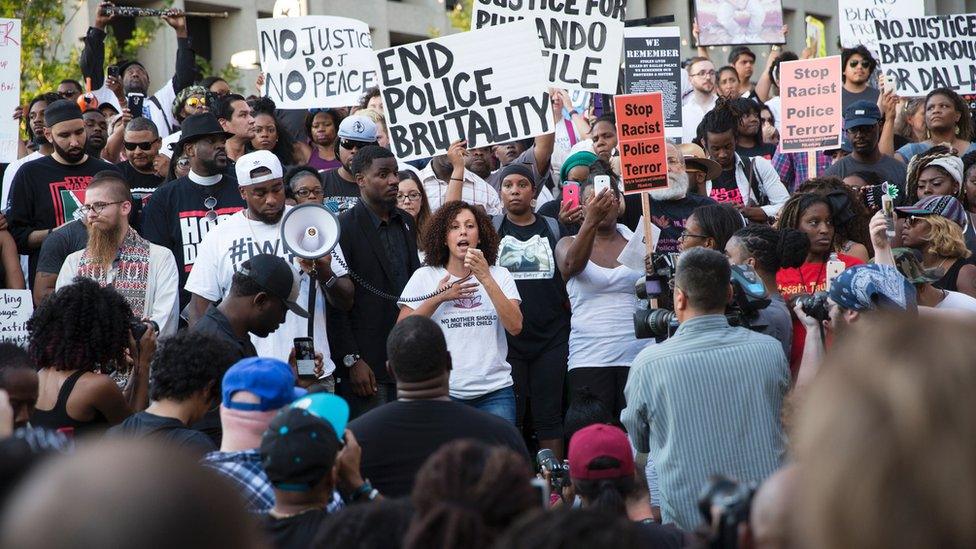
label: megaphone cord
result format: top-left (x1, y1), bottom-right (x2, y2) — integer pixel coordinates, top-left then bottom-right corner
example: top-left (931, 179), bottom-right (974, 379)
top-left (329, 251), bottom-right (458, 303)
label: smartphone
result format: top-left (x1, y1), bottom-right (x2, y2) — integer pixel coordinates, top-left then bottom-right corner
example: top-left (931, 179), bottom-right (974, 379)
top-left (294, 337), bottom-right (316, 378)
top-left (881, 191), bottom-right (895, 239)
top-left (127, 92), bottom-right (145, 118)
top-left (561, 181), bottom-right (580, 210)
top-left (594, 174), bottom-right (612, 197)
top-left (107, 65), bottom-right (120, 78)
top-left (826, 255), bottom-right (845, 291)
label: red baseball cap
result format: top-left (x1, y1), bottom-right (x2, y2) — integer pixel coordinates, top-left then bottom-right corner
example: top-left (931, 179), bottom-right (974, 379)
top-left (568, 424), bottom-right (635, 480)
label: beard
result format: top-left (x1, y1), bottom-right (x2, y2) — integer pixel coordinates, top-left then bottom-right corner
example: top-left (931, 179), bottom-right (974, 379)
top-left (648, 171), bottom-right (690, 201)
top-left (87, 221), bottom-right (126, 266)
top-left (53, 140), bottom-right (85, 163)
top-left (251, 207), bottom-right (284, 225)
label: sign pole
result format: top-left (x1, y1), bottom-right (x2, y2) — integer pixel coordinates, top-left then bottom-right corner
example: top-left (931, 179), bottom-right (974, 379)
top-left (807, 151), bottom-right (817, 179)
top-left (642, 192), bottom-right (654, 257)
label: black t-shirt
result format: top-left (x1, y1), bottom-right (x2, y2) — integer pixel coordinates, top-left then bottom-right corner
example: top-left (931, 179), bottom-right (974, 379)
top-left (35, 220), bottom-right (88, 275)
top-left (140, 175), bottom-right (244, 309)
top-left (538, 199), bottom-right (579, 235)
top-left (349, 400), bottom-right (530, 498)
top-left (497, 216), bottom-right (570, 357)
top-left (6, 155), bottom-right (118, 281)
top-left (191, 305), bottom-right (258, 361)
top-left (736, 143), bottom-right (777, 161)
top-left (106, 411), bottom-right (216, 457)
top-left (261, 509), bottom-right (330, 549)
top-left (623, 193), bottom-right (717, 254)
top-left (115, 161), bottom-right (164, 231)
top-left (321, 168), bottom-right (360, 213)
top-left (708, 168), bottom-right (743, 205)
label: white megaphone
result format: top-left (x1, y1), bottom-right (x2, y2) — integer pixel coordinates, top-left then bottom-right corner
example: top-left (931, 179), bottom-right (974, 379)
top-left (280, 203), bottom-right (341, 259)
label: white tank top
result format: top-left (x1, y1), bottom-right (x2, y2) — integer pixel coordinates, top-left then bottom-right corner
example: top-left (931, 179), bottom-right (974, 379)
top-left (567, 225), bottom-right (653, 370)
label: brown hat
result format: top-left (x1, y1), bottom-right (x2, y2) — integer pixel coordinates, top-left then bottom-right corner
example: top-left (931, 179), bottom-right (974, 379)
top-left (679, 143), bottom-right (722, 181)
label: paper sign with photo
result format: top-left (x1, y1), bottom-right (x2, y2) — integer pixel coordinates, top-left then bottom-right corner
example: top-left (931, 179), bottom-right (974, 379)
top-left (694, 0), bottom-right (785, 46)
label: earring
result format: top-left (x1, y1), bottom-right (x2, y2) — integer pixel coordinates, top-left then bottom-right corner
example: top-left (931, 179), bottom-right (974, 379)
top-left (956, 126), bottom-right (961, 136)
top-left (530, 198), bottom-right (537, 208)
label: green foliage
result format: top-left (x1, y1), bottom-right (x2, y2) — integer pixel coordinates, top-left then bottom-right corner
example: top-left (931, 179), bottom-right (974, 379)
top-left (195, 55), bottom-right (242, 94)
top-left (447, 0), bottom-right (473, 32)
top-left (1, 0), bottom-right (83, 104)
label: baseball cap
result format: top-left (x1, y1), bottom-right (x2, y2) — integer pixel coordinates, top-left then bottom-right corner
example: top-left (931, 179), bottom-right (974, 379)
top-left (261, 406), bottom-right (343, 491)
top-left (222, 357), bottom-right (306, 412)
top-left (828, 264), bottom-right (917, 312)
top-left (892, 247), bottom-right (942, 284)
top-left (568, 424), bottom-right (635, 481)
top-left (843, 100), bottom-right (882, 130)
top-left (288, 393), bottom-right (349, 441)
top-left (238, 254), bottom-right (308, 318)
top-left (895, 195), bottom-right (967, 229)
top-left (235, 150), bottom-right (284, 187)
top-left (337, 115), bottom-right (377, 143)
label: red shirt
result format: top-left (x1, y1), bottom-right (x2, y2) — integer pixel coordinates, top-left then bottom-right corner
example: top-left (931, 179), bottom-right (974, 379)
top-left (776, 254), bottom-right (865, 374)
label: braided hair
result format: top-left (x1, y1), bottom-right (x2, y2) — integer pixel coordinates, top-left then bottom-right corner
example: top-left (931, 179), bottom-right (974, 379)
top-left (796, 176), bottom-right (873, 255)
top-left (774, 193), bottom-right (836, 261)
top-left (27, 278), bottom-right (132, 373)
top-left (906, 145), bottom-right (962, 201)
top-left (697, 97), bottom-right (738, 145)
top-left (405, 440), bottom-right (536, 549)
top-left (731, 224), bottom-right (809, 274)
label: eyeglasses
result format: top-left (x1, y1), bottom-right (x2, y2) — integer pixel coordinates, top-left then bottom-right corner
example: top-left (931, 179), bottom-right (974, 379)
top-left (124, 139), bottom-right (158, 151)
top-left (185, 97), bottom-right (207, 108)
top-left (294, 188), bottom-right (324, 198)
top-left (397, 191), bottom-right (422, 203)
top-left (79, 200), bottom-right (124, 216)
top-left (204, 196), bottom-right (218, 223)
top-left (678, 231), bottom-right (709, 241)
top-left (340, 138), bottom-right (372, 150)
top-left (690, 70), bottom-right (716, 78)
top-left (906, 215), bottom-right (930, 227)
top-left (848, 60), bottom-right (872, 69)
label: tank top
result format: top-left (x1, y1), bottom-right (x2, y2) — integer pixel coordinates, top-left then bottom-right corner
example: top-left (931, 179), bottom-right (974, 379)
top-left (935, 257), bottom-right (973, 292)
top-left (307, 145), bottom-right (342, 171)
top-left (567, 225), bottom-right (652, 370)
top-left (31, 370), bottom-right (110, 436)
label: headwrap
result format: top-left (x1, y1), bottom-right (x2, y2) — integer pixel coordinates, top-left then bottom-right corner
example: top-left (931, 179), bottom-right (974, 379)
top-left (828, 264), bottom-right (917, 313)
top-left (559, 150), bottom-right (599, 182)
top-left (43, 99), bottom-right (82, 127)
top-left (822, 190), bottom-right (856, 227)
top-left (497, 163), bottom-right (536, 186)
top-left (172, 85), bottom-right (208, 120)
top-left (926, 156), bottom-right (964, 186)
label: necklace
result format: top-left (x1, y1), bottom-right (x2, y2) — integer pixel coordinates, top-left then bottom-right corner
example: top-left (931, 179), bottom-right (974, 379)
top-left (268, 506), bottom-right (323, 519)
top-left (924, 257), bottom-right (950, 272)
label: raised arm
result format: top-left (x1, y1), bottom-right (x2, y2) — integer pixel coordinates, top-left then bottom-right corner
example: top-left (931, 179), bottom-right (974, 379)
top-left (554, 189), bottom-right (614, 280)
top-left (80, 2), bottom-right (114, 89)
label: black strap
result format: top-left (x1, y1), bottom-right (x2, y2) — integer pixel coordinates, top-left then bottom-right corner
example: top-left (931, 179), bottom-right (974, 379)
top-left (307, 274), bottom-right (316, 338)
top-left (745, 157), bottom-right (768, 207)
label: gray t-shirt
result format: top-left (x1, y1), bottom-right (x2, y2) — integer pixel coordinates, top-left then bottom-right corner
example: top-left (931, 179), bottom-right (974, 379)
top-left (35, 220), bottom-right (88, 275)
top-left (824, 154), bottom-right (907, 195)
top-left (842, 86), bottom-right (880, 110)
top-left (755, 293), bottom-right (792, 360)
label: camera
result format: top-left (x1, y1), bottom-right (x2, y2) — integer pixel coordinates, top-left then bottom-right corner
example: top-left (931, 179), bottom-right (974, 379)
top-left (130, 319), bottom-right (159, 341)
top-left (793, 291), bottom-right (830, 323)
top-left (537, 449), bottom-right (570, 492)
top-left (697, 475), bottom-right (757, 549)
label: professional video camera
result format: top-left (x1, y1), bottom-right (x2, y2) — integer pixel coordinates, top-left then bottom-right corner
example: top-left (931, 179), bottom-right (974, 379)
top-left (633, 253), bottom-right (770, 340)
top-left (697, 475), bottom-right (758, 549)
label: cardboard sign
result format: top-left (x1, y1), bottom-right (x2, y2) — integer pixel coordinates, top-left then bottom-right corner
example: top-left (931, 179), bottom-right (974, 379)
top-left (779, 56), bottom-right (842, 153)
top-left (693, 0), bottom-right (785, 46)
top-left (0, 19), bottom-right (21, 163)
top-left (613, 92), bottom-right (668, 194)
top-left (470, 0), bottom-right (626, 94)
top-left (377, 20), bottom-right (552, 162)
top-left (839, 0), bottom-right (923, 58)
top-left (875, 13), bottom-right (976, 97)
top-left (257, 16), bottom-right (378, 109)
top-left (622, 26), bottom-right (682, 141)
top-left (0, 290), bottom-right (32, 347)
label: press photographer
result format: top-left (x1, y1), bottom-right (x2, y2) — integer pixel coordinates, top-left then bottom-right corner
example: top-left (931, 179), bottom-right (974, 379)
top-left (622, 247), bottom-right (789, 531)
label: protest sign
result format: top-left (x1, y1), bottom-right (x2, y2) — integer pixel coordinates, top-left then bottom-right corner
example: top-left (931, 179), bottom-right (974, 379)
top-left (0, 19), bottom-right (20, 163)
top-left (257, 16), bottom-right (377, 109)
top-left (622, 26), bottom-right (682, 141)
top-left (377, 20), bottom-right (552, 162)
top-left (875, 13), bottom-right (976, 96)
top-left (613, 92), bottom-right (668, 194)
top-left (779, 56), bottom-right (842, 152)
top-left (839, 0), bottom-right (922, 57)
top-left (694, 0), bottom-right (785, 46)
top-left (0, 290), bottom-right (32, 347)
top-left (470, 0), bottom-right (626, 94)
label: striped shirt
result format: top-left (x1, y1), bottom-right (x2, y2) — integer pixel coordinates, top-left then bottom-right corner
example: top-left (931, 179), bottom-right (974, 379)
top-left (418, 164), bottom-right (503, 215)
top-left (621, 315), bottom-right (789, 530)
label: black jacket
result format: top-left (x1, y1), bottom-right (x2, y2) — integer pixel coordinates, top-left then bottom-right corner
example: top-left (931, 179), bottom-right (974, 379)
top-left (329, 200), bottom-right (420, 384)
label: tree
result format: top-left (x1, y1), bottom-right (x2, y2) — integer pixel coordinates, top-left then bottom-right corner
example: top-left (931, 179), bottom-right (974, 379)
top-left (447, 0), bottom-right (473, 32)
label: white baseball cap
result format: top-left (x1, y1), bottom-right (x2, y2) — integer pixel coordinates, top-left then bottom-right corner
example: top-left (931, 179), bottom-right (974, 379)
top-left (236, 150), bottom-right (283, 187)
top-left (337, 115), bottom-right (378, 142)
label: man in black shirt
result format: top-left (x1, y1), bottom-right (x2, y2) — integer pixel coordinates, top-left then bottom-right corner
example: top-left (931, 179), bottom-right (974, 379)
top-left (108, 331), bottom-right (236, 457)
top-left (331, 146), bottom-right (420, 418)
top-left (32, 219), bottom-right (88, 305)
top-left (115, 117), bottom-right (165, 216)
top-left (141, 113), bottom-right (244, 310)
top-left (7, 99), bottom-right (118, 283)
top-left (322, 115), bottom-right (377, 213)
top-left (349, 316), bottom-right (529, 497)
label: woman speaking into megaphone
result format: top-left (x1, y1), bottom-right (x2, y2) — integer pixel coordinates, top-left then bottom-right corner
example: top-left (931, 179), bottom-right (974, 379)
top-left (397, 201), bottom-right (523, 425)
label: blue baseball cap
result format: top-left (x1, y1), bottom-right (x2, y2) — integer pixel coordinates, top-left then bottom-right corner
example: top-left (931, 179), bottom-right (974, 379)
top-left (288, 393), bottom-right (349, 441)
top-left (222, 357), bottom-right (306, 412)
top-left (843, 100), bottom-right (882, 130)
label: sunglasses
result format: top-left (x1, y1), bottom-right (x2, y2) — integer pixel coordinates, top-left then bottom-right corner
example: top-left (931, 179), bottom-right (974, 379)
top-left (124, 139), bottom-right (158, 151)
top-left (204, 196), bottom-right (218, 223)
top-left (848, 60), bottom-right (871, 69)
top-left (185, 97), bottom-right (207, 108)
top-left (340, 138), bottom-right (371, 150)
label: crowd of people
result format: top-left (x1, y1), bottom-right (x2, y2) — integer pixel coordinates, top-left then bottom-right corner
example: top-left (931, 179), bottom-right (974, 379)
top-left (1, 3), bottom-right (975, 548)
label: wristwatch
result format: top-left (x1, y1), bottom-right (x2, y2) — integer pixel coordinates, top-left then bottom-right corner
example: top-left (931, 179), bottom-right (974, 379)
top-left (343, 354), bottom-right (361, 368)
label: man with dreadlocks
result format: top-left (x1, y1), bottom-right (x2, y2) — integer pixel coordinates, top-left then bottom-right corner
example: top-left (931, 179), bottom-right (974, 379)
top-left (697, 98), bottom-right (789, 223)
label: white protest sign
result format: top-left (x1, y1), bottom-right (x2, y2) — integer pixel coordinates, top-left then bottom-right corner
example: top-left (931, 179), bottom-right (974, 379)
top-left (257, 16), bottom-right (378, 109)
top-left (623, 26), bottom-right (682, 141)
top-left (0, 19), bottom-right (21, 163)
top-left (470, 0), bottom-right (626, 94)
top-left (875, 14), bottom-right (976, 97)
top-left (377, 19), bottom-right (553, 162)
top-left (839, 0), bottom-right (923, 57)
top-left (0, 290), bottom-right (32, 347)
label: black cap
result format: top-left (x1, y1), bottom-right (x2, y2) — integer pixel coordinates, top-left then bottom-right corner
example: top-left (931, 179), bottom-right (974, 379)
top-left (260, 407), bottom-right (342, 491)
top-left (171, 113), bottom-right (234, 152)
top-left (238, 254), bottom-right (308, 318)
top-left (117, 60), bottom-right (147, 77)
top-left (728, 46), bottom-right (756, 64)
top-left (44, 99), bottom-right (83, 127)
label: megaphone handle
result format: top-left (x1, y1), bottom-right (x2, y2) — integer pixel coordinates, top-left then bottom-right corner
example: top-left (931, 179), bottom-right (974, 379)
top-left (307, 273), bottom-right (316, 339)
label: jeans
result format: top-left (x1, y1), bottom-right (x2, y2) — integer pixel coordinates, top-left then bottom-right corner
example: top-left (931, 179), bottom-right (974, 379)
top-left (452, 386), bottom-right (517, 425)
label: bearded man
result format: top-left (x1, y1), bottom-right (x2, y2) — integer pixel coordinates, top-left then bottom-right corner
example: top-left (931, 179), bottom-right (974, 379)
top-left (56, 171), bottom-right (180, 336)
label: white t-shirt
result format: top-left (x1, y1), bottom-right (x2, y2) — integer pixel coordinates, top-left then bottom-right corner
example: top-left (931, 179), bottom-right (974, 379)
top-left (936, 290), bottom-right (976, 312)
top-left (399, 265), bottom-right (521, 399)
top-left (183, 208), bottom-right (347, 374)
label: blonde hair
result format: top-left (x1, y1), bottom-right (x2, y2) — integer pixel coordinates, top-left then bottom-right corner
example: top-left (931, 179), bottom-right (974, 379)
top-left (794, 316), bottom-right (976, 549)
top-left (357, 108), bottom-right (387, 132)
top-left (923, 215), bottom-right (971, 259)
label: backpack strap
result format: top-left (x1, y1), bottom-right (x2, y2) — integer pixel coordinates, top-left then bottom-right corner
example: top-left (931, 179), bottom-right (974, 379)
top-left (744, 156), bottom-right (767, 207)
